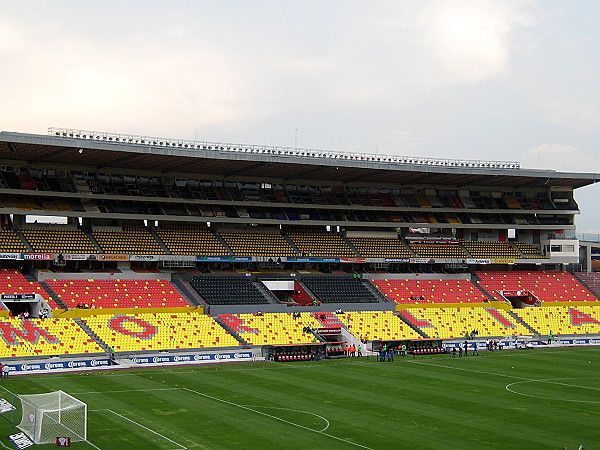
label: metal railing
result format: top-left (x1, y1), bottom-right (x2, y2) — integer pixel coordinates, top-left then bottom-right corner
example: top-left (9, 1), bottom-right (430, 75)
top-left (48, 127), bottom-right (521, 170)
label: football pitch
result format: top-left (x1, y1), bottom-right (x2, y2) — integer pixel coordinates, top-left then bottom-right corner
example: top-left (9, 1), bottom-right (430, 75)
top-left (0, 347), bottom-right (598, 449)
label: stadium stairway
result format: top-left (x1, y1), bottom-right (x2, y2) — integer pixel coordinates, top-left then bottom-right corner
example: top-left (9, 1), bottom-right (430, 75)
top-left (254, 281), bottom-right (280, 304)
top-left (148, 228), bottom-right (170, 254)
top-left (505, 310), bottom-right (541, 336)
top-left (171, 279), bottom-right (203, 307)
top-left (73, 318), bottom-right (112, 353)
top-left (35, 279), bottom-right (69, 310)
top-left (396, 310), bottom-right (430, 338)
top-left (364, 280), bottom-right (393, 303)
top-left (281, 232), bottom-right (300, 255)
top-left (84, 230), bottom-right (103, 252)
top-left (212, 316), bottom-right (249, 347)
top-left (343, 236), bottom-right (360, 256)
top-left (340, 326), bottom-right (364, 352)
top-left (470, 273), bottom-right (498, 302)
top-left (14, 229), bottom-right (33, 252)
top-left (212, 230), bottom-right (234, 255)
top-left (572, 273), bottom-right (600, 300)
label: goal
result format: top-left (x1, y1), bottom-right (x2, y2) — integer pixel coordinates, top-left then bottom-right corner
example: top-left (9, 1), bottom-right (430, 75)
top-left (17, 391), bottom-right (87, 444)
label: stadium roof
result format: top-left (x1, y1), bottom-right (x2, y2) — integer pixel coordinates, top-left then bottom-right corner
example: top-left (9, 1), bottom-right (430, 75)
top-left (1, 130), bottom-right (599, 189)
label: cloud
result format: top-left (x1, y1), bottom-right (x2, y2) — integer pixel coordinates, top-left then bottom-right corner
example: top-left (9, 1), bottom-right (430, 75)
top-left (521, 144), bottom-right (600, 172)
top-left (423, 1), bottom-right (534, 83)
top-left (542, 97), bottom-right (600, 134)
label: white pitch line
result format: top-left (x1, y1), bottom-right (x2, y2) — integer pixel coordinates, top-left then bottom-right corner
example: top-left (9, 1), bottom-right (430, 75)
top-left (182, 387), bottom-right (372, 449)
top-left (406, 359), bottom-right (534, 381)
top-left (90, 409), bottom-right (187, 449)
top-left (241, 405), bottom-right (330, 432)
top-left (506, 377), bottom-right (600, 404)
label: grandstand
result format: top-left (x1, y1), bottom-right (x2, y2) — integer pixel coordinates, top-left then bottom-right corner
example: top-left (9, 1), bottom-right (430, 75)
top-left (0, 127), bottom-right (597, 372)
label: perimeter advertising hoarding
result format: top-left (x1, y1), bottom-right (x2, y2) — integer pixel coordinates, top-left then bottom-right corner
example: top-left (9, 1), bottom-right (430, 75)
top-left (130, 351), bottom-right (253, 365)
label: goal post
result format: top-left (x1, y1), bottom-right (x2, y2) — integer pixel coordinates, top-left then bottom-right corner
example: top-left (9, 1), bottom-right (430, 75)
top-left (17, 391), bottom-right (87, 444)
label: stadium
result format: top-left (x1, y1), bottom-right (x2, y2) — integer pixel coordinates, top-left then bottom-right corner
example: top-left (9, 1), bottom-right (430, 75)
top-left (0, 127), bottom-right (598, 448)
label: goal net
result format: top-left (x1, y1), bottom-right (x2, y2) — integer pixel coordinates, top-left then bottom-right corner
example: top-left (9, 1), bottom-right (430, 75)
top-left (17, 391), bottom-right (87, 444)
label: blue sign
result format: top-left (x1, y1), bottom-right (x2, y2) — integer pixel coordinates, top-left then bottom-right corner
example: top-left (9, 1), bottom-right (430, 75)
top-left (287, 257), bottom-right (339, 263)
top-left (130, 351), bottom-right (253, 365)
top-left (6, 358), bottom-right (111, 373)
top-left (196, 256), bottom-right (253, 262)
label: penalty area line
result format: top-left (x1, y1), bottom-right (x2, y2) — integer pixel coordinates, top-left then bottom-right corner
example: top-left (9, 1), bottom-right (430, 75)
top-left (90, 409), bottom-right (186, 449)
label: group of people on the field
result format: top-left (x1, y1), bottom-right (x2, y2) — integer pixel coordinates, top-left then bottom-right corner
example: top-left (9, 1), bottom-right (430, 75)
top-left (343, 344), bottom-right (362, 357)
top-left (376, 343), bottom-right (406, 361)
top-left (485, 339), bottom-right (503, 351)
top-left (451, 341), bottom-right (479, 357)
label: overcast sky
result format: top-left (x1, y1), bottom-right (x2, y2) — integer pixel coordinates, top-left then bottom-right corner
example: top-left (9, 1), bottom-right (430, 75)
top-left (1, 1), bottom-right (600, 234)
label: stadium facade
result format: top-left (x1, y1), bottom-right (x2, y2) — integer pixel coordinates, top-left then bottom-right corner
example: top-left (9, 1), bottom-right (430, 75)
top-left (0, 127), bottom-right (598, 372)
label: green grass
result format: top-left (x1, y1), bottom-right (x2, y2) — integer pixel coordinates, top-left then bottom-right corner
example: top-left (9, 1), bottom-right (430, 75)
top-left (0, 347), bottom-right (599, 449)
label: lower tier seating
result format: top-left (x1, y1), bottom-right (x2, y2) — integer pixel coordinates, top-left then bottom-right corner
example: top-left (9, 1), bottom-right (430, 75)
top-left (512, 306), bottom-right (600, 335)
top-left (341, 310), bottom-right (422, 341)
top-left (190, 276), bottom-right (270, 305)
top-left (0, 318), bottom-right (103, 358)
top-left (46, 279), bottom-right (190, 309)
top-left (301, 276), bottom-right (379, 303)
top-left (402, 307), bottom-right (531, 339)
top-left (0, 269), bottom-right (53, 306)
top-left (220, 312), bottom-right (321, 345)
top-left (372, 278), bottom-right (489, 304)
top-left (82, 313), bottom-right (240, 351)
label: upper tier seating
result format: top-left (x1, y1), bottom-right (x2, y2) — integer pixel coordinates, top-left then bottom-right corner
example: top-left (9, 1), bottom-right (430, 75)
top-left (407, 241), bottom-right (468, 258)
top-left (347, 236), bottom-right (411, 258)
top-left (219, 312), bottom-right (321, 345)
top-left (0, 229), bottom-right (28, 253)
top-left (46, 279), bottom-right (190, 309)
top-left (512, 306), bottom-right (600, 335)
top-left (286, 228), bottom-right (355, 257)
top-left (0, 269), bottom-right (54, 306)
top-left (403, 307), bottom-right (531, 339)
top-left (0, 318), bottom-right (103, 358)
top-left (190, 276), bottom-right (270, 305)
top-left (476, 271), bottom-right (597, 303)
top-left (92, 225), bottom-right (165, 254)
top-left (219, 229), bottom-right (296, 257)
top-left (83, 312), bottom-right (240, 351)
top-left (155, 224), bottom-right (228, 256)
top-left (461, 241), bottom-right (521, 259)
top-left (340, 310), bottom-right (422, 341)
top-left (512, 241), bottom-right (544, 258)
top-left (301, 276), bottom-right (379, 303)
top-left (20, 228), bottom-right (97, 254)
top-left (372, 278), bottom-right (489, 304)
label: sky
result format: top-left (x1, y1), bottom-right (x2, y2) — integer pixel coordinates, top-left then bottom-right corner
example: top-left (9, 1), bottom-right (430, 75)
top-left (1, 1), bottom-right (600, 235)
